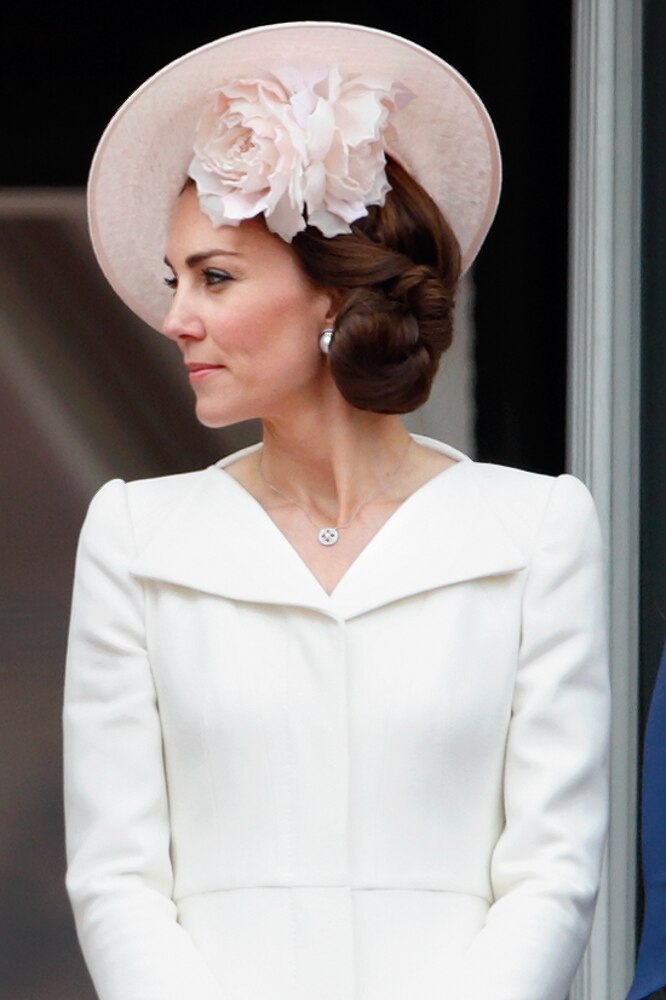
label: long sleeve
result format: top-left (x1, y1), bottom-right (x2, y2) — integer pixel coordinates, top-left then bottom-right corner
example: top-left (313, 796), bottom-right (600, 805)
top-left (63, 479), bottom-right (225, 1000)
top-left (448, 474), bottom-right (610, 999)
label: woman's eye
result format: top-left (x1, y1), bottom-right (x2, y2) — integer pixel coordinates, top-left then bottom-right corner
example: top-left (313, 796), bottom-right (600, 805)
top-left (204, 268), bottom-right (231, 286)
top-left (162, 268), bottom-right (230, 291)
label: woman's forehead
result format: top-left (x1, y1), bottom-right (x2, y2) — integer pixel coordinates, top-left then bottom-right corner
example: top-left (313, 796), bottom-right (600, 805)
top-left (166, 189), bottom-right (313, 282)
top-left (168, 189), bottom-right (274, 254)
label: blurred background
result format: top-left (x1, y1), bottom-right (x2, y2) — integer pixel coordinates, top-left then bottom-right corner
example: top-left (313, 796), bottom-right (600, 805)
top-left (0, 2), bottom-right (663, 998)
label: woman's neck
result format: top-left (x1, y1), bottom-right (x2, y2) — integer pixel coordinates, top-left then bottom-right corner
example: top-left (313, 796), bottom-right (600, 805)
top-left (259, 404), bottom-right (412, 526)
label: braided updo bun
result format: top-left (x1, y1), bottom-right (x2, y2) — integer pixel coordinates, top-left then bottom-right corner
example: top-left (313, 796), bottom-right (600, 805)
top-left (292, 156), bottom-right (461, 414)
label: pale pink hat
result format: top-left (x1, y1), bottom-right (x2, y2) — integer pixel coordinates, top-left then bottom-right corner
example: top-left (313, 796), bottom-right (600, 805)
top-left (88, 21), bottom-right (502, 332)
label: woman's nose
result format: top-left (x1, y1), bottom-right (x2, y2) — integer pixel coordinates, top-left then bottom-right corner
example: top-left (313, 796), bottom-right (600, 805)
top-left (161, 292), bottom-right (206, 343)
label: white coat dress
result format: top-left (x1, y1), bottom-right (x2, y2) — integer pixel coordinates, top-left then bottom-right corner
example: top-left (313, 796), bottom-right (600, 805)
top-left (63, 436), bottom-right (610, 1000)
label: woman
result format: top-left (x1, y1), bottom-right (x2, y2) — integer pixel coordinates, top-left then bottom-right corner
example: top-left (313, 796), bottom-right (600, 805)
top-left (63, 21), bottom-right (610, 1000)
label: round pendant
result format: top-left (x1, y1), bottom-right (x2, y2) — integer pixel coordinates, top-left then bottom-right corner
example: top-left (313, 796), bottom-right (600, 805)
top-left (318, 526), bottom-right (339, 546)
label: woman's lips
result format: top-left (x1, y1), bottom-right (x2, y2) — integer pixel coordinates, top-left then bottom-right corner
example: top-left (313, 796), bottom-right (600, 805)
top-left (185, 363), bottom-right (225, 381)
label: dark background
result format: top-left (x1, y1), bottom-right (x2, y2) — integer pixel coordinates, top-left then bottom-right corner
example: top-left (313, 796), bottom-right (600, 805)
top-left (641, 0), bottom-right (666, 739)
top-left (1, 4), bottom-right (573, 997)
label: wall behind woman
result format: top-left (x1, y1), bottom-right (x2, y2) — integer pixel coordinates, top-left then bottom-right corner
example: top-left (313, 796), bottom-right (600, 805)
top-left (0, 4), bottom-right (571, 997)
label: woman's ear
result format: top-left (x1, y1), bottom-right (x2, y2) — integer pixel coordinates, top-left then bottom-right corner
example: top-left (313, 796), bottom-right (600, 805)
top-left (322, 288), bottom-right (344, 327)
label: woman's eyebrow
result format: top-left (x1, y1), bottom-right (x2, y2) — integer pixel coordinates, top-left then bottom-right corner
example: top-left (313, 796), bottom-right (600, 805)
top-left (163, 249), bottom-right (243, 269)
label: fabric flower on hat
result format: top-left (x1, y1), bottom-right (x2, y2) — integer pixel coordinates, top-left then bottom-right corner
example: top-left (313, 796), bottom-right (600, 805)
top-left (187, 66), bottom-right (413, 242)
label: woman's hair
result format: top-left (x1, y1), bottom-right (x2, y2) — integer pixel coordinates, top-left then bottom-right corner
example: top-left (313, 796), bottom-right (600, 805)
top-left (292, 156), bottom-right (462, 414)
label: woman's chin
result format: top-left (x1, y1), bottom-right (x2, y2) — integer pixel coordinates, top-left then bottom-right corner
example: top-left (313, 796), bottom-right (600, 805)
top-left (194, 401), bottom-right (253, 430)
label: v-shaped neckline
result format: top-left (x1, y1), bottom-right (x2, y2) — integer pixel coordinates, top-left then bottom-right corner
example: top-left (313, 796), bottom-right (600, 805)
top-left (130, 437), bottom-right (528, 620)
top-left (214, 435), bottom-right (471, 600)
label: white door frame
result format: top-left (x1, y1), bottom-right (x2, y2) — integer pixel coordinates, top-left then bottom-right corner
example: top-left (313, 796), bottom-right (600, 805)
top-left (568, 1), bottom-right (642, 997)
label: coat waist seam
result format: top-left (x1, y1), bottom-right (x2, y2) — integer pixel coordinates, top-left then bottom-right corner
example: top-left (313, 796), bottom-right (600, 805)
top-left (174, 885), bottom-right (493, 905)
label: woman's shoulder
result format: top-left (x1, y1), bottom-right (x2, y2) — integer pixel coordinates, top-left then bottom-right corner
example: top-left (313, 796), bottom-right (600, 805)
top-left (87, 443), bottom-right (262, 524)
top-left (467, 459), bottom-right (601, 563)
top-left (81, 460), bottom-right (238, 555)
top-left (417, 434), bottom-right (595, 514)
top-left (470, 456), bottom-right (591, 508)
top-left (416, 437), bottom-right (600, 564)
top-left (87, 465), bottom-right (212, 516)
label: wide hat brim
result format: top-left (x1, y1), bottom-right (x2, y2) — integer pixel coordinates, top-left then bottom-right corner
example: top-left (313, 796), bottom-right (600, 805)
top-left (88, 21), bottom-right (502, 332)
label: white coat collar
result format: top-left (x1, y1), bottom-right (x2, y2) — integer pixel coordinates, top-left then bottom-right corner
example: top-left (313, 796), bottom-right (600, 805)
top-left (130, 436), bottom-right (527, 620)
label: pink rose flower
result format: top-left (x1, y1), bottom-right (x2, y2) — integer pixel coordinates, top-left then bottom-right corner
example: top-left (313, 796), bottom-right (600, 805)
top-left (187, 67), bottom-right (413, 242)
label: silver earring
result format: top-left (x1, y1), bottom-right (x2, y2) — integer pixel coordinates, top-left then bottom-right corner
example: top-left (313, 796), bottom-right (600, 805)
top-left (319, 327), bottom-right (335, 354)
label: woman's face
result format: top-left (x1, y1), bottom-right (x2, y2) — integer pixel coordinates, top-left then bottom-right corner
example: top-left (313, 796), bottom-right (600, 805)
top-left (162, 185), bottom-right (335, 428)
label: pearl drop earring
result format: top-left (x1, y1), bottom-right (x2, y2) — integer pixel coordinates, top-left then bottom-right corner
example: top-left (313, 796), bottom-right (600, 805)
top-left (319, 328), bottom-right (335, 354)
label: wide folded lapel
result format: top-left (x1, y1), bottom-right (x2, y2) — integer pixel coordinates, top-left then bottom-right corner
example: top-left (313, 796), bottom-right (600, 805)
top-left (329, 459), bottom-right (528, 620)
top-left (129, 466), bottom-right (333, 612)
top-left (129, 450), bottom-right (530, 620)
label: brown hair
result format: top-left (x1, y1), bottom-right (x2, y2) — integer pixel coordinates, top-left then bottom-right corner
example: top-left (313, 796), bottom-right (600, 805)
top-left (292, 156), bottom-right (461, 414)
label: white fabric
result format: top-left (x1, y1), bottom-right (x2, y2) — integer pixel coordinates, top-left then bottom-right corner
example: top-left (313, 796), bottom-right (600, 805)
top-left (63, 436), bottom-right (610, 1000)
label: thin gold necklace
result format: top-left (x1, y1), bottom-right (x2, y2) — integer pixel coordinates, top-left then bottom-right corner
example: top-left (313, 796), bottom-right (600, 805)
top-left (259, 439), bottom-right (412, 547)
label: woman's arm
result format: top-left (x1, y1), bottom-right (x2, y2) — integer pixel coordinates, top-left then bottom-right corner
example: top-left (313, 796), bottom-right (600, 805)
top-left (449, 474), bottom-right (610, 1000)
top-left (63, 479), bottom-right (224, 1000)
